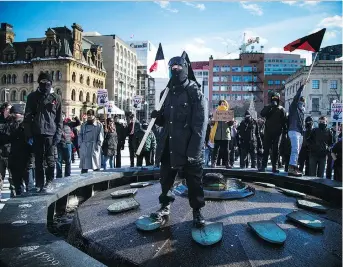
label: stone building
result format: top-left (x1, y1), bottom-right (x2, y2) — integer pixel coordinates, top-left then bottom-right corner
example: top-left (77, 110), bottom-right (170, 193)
top-left (284, 60), bottom-right (342, 123)
top-left (0, 22), bottom-right (106, 117)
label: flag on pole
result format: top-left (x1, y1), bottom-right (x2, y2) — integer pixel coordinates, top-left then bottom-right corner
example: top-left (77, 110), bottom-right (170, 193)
top-left (149, 43), bottom-right (165, 73)
top-left (284, 28), bottom-right (326, 52)
top-left (130, 34), bottom-right (134, 39)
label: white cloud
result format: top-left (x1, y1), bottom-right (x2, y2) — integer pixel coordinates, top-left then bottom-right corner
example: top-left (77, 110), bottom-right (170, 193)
top-left (182, 1), bottom-right (205, 11)
top-left (281, 1), bottom-right (297, 5)
top-left (240, 1), bottom-right (263, 16)
top-left (281, 1), bottom-right (320, 7)
top-left (154, 1), bottom-right (178, 13)
top-left (318, 15), bottom-right (342, 28)
top-left (194, 38), bottom-right (205, 44)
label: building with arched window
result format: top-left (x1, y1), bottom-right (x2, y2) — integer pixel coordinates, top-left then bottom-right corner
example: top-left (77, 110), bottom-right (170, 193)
top-left (0, 22), bottom-right (106, 117)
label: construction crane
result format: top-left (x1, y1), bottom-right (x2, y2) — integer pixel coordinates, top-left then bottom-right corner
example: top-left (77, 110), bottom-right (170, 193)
top-left (226, 32), bottom-right (263, 55)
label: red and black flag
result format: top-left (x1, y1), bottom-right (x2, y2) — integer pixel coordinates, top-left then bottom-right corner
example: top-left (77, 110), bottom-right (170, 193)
top-left (149, 43), bottom-right (165, 73)
top-left (284, 28), bottom-right (326, 52)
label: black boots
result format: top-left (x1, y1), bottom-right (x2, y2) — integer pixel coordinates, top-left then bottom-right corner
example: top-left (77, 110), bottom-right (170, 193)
top-left (288, 165), bottom-right (302, 177)
top-left (151, 204), bottom-right (170, 222)
top-left (193, 209), bottom-right (206, 228)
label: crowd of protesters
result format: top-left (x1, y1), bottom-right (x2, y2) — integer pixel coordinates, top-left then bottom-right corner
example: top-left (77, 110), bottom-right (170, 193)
top-left (0, 74), bottom-right (341, 200)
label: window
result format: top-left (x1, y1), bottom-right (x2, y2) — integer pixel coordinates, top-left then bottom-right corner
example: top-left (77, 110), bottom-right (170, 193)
top-left (213, 76), bottom-right (220, 82)
top-left (243, 76), bottom-right (252, 82)
top-left (45, 48), bottom-right (49, 56)
top-left (312, 98), bottom-right (319, 111)
top-left (232, 75), bottom-right (241, 82)
top-left (79, 74), bottom-right (84, 84)
top-left (23, 74), bottom-right (28, 83)
top-left (50, 48), bottom-right (55, 56)
top-left (12, 74), bottom-right (16, 84)
top-left (213, 86), bottom-right (220, 91)
top-left (29, 74), bottom-right (33, 83)
top-left (243, 66), bottom-right (252, 72)
top-left (79, 91), bottom-right (83, 102)
top-left (56, 70), bottom-right (62, 81)
top-left (312, 80), bottom-right (320, 89)
top-left (213, 66), bottom-right (220, 72)
top-left (221, 76), bottom-right (229, 82)
top-left (330, 80), bottom-right (338, 89)
top-left (242, 85), bottom-right (252, 91)
top-left (21, 90), bottom-right (27, 101)
top-left (274, 80), bottom-right (281, 85)
top-left (51, 71), bottom-right (54, 81)
top-left (7, 74), bottom-right (11, 84)
top-left (203, 71), bottom-right (208, 76)
top-left (232, 66), bottom-right (241, 72)
top-left (92, 93), bottom-right (96, 103)
top-left (221, 66), bottom-right (230, 72)
top-left (1, 75), bottom-right (6, 84)
top-left (71, 90), bottom-right (76, 101)
top-left (221, 85), bottom-right (229, 91)
top-left (10, 90), bottom-right (16, 101)
top-left (268, 80), bottom-right (274, 85)
top-left (87, 77), bottom-right (90, 86)
top-left (86, 92), bottom-right (90, 102)
top-left (232, 85), bottom-right (242, 91)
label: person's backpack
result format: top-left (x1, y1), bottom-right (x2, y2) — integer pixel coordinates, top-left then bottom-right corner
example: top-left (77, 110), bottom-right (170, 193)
top-left (60, 124), bottom-right (74, 145)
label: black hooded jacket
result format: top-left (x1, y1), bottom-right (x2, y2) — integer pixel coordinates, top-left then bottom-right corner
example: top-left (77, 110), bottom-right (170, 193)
top-left (260, 98), bottom-right (287, 136)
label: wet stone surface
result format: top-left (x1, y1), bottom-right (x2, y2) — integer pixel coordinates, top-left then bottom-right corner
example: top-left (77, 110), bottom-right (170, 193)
top-left (67, 181), bottom-right (342, 267)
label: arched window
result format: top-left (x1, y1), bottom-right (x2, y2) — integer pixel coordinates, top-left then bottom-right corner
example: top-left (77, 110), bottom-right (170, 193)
top-left (87, 76), bottom-right (90, 86)
top-left (56, 70), bottom-right (61, 81)
top-left (86, 92), bottom-right (90, 102)
top-left (23, 74), bottom-right (28, 83)
top-left (79, 74), bottom-right (84, 84)
top-left (10, 90), bottom-right (16, 101)
top-left (1, 75), bottom-right (6, 84)
top-left (45, 48), bottom-right (49, 57)
top-left (72, 72), bottom-right (76, 82)
top-left (71, 89), bottom-right (76, 101)
top-left (21, 90), bottom-right (27, 101)
top-left (12, 74), bottom-right (16, 84)
top-left (50, 48), bottom-right (55, 56)
top-left (93, 79), bottom-right (95, 87)
top-left (51, 71), bottom-right (54, 81)
top-left (29, 74), bottom-right (33, 83)
top-left (92, 93), bottom-right (96, 103)
top-left (7, 74), bottom-right (11, 84)
top-left (56, 88), bottom-right (62, 97)
top-left (79, 91), bottom-right (83, 102)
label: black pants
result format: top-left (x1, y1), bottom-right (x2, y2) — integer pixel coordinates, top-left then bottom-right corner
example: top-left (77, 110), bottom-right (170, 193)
top-left (33, 135), bottom-right (55, 188)
top-left (212, 140), bottom-right (229, 166)
top-left (229, 140), bottom-right (236, 166)
top-left (137, 151), bottom-right (151, 166)
top-left (240, 146), bottom-right (257, 168)
top-left (11, 163), bottom-right (28, 195)
top-left (257, 152), bottom-right (263, 169)
top-left (262, 132), bottom-right (281, 169)
top-left (298, 148), bottom-right (310, 175)
top-left (116, 146), bottom-right (122, 168)
top-left (326, 154), bottom-right (333, 179)
top-left (309, 155), bottom-right (326, 178)
top-left (128, 137), bottom-right (135, 167)
top-left (333, 163), bottom-right (342, 182)
top-left (159, 145), bottom-right (205, 210)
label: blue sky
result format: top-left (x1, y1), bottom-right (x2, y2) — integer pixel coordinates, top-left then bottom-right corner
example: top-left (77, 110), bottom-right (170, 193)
top-left (0, 1), bottom-right (342, 64)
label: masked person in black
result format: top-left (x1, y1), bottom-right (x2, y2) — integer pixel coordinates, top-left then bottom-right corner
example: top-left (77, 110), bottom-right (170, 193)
top-left (259, 92), bottom-right (287, 173)
top-left (237, 111), bottom-right (262, 169)
top-left (151, 54), bottom-right (208, 228)
top-left (24, 72), bottom-right (62, 192)
top-left (298, 116), bottom-right (313, 175)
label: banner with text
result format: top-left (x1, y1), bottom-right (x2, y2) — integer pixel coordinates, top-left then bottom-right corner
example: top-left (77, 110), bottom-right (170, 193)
top-left (331, 102), bottom-right (342, 123)
top-left (133, 95), bottom-right (144, 110)
top-left (213, 110), bottom-right (234, 122)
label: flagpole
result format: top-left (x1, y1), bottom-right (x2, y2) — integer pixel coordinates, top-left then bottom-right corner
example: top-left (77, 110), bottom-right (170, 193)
top-left (305, 52), bottom-right (318, 84)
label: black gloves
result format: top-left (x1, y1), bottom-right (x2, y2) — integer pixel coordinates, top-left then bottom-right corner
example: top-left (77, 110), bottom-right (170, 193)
top-left (151, 110), bottom-right (160, 119)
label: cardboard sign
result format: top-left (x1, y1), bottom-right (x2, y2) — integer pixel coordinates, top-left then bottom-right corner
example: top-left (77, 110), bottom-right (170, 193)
top-left (331, 103), bottom-right (342, 123)
top-left (97, 89), bottom-right (108, 107)
top-left (213, 110), bottom-right (234, 122)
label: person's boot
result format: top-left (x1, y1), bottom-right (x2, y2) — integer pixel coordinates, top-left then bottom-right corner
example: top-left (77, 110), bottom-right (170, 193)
top-left (272, 166), bottom-right (280, 173)
top-left (211, 161), bottom-right (216, 168)
top-left (150, 204), bottom-right (170, 222)
top-left (193, 209), bottom-right (206, 228)
top-left (258, 167), bottom-right (266, 172)
top-left (288, 165), bottom-right (302, 177)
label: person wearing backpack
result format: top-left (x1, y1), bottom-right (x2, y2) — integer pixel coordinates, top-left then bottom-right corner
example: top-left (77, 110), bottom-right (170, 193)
top-left (23, 72), bottom-right (62, 192)
top-left (56, 114), bottom-right (76, 178)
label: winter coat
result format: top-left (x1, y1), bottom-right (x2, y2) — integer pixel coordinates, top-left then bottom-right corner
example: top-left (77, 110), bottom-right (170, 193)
top-left (214, 121), bottom-right (231, 141)
top-left (260, 104), bottom-right (287, 136)
top-left (308, 127), bottom-right (334, 157)
top-left (288, 85), bottom-right (305, 134)
top-left (134, 129), bottom-right (156, 153)
top-left (24, 89), bottom-right (62, 140)
top-left (79, 121), bottom-right (104, 170)
top-left (102, 131), bottom-right (118, 157)
top-left (59, 123), bottom-right (74, 146)
top-left (115, 122), bottom-right (126, 150)
top-left (0, 116), bottom-right (10, 159)
top-left (237, 118), bottom-right (262, 149)
top-left (155, 80), bottom-right (207, 167)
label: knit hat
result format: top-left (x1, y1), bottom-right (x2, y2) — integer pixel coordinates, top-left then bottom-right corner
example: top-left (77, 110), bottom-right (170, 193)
top-left (10, 104), bottom-right (25, 115)
top-left (86, 109), bottom-right (95, 116)
top-left (38, 72), bottom-right (52, 83)
top-left (245, 110), bottom-right (251, 116)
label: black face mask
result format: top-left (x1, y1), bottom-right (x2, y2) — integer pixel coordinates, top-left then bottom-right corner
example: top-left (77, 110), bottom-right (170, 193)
top-left (245, 116), bottom-right (251, 122)
top-left (39, 82), bottom-right (52, 94)
top-left (271, 100), bottom-right (278, 106)
top-left (319, 123), bottom-right (327, 130)
top-left (142, 125), bottom-right (148, 130)
top-left (169, 56), bottom-right (188, 86)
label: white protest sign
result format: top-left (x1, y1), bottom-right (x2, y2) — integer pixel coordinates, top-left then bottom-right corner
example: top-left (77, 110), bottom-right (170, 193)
top-left (97, 89), bottom-right (108, 107)
top-left (331, 102), bottom-right (342, 123)
top-left (133, 95), bottom-right (143, 110)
